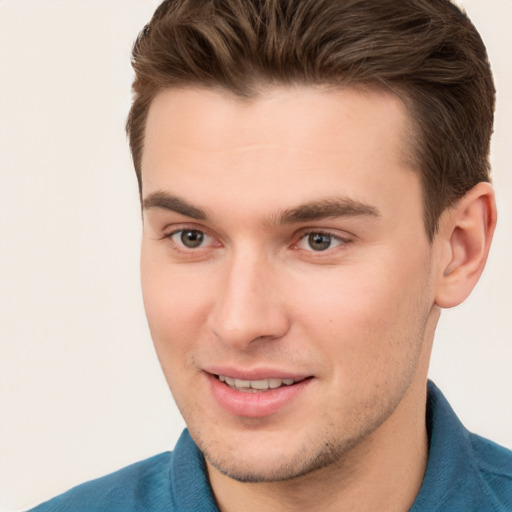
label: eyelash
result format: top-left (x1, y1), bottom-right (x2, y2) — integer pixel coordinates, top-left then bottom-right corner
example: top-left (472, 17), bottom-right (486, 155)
top-left (163, 227), bottom-right (217, 252)
top-left (162, 226), bottom-right (352, 256)
top-left (294, 231), bottom-right (352, 252)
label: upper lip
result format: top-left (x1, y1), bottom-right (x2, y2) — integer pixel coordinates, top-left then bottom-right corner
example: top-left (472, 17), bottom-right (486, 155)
top-left (204, 366), bottom-right (312, 381)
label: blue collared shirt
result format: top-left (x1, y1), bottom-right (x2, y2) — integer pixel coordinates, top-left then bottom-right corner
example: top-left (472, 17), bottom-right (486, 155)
top-left (30, 381), bottom-right (512, 511)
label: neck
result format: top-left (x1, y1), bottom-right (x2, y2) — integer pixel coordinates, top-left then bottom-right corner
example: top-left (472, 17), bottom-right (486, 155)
top-left (208, 376), bottom-right (429, 512)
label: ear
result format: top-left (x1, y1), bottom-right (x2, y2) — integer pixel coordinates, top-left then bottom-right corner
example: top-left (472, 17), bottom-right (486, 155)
top-left (434, 182), bottom-right (497, 309)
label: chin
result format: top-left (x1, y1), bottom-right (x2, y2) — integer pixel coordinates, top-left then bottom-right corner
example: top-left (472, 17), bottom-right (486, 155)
top-left (197, 426), bottom-right (358, 483)
top-left (207, 452), bottom-right (336, 483)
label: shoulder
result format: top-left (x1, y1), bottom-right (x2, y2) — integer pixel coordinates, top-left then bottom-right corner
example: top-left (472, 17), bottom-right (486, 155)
top-left (28, 452), bottom-right (174, 512)
top-left (28, 429), bottom-right (218, 512)
top-left (412, 381), bottom-right (512, 512)
top-left (468, 432), bottom-right (512, 507)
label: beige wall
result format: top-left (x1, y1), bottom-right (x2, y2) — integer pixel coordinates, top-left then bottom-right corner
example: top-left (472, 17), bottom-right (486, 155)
top-left (0, 1), bottom-right (510, 510)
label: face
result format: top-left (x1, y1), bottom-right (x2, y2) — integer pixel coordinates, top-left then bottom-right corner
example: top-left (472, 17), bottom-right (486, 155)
top-left (140, 86), bottom-right (439, 482)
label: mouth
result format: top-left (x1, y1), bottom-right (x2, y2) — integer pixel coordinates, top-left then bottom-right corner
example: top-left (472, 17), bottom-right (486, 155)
top-left (206, 368), bottom-right (313, 417)
top-left (215, 374), bottom-right (306, 393)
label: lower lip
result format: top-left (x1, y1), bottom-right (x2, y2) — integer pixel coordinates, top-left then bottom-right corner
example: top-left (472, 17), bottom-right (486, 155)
top-left (207, 374), bottom-right (312, 418)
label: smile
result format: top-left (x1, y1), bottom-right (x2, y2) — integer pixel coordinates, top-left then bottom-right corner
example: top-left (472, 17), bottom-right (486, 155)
top-left (209, 372), bottom-right (313, 417)
top-left (217, 375), bottom-right (302, 392)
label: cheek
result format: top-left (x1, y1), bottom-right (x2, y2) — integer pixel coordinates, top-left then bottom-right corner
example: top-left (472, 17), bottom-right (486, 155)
top-left (291, 255), bottom-right (431, 372)
top-left (140, 263), bottom-right (213, 412)
top-left (140, 251), bottom-right (212, 364)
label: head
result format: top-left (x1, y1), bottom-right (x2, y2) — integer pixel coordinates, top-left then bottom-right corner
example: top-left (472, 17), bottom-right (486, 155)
top-left (128, 0), bottom-right (497, 487)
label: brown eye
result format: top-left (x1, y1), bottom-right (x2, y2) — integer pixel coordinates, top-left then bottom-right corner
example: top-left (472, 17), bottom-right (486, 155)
top-left (179, 230), bottom-right (205, 248)
top-left (307, 233), bottom-right (333, 251)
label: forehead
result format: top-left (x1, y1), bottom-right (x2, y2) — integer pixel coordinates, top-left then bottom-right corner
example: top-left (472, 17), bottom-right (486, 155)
top-left (142, 85), bottom-right (412, 163)
top-left (141, 85), bottom-right (421, 227)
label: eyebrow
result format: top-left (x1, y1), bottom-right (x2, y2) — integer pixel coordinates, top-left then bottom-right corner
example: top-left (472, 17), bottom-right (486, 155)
top-left (275, 198), bottom-right (380, 224)
top-left (143, 191), bottom-right (207, 220)
top-left (142, 191), bottom-right (380, 224)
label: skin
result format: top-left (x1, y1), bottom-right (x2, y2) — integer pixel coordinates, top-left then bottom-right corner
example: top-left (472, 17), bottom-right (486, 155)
top-left (139, 86), bottom-right (496, 512)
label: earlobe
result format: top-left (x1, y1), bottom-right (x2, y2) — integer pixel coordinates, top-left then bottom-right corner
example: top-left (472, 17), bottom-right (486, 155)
top-left (435, 182), bottom-right (497, 309)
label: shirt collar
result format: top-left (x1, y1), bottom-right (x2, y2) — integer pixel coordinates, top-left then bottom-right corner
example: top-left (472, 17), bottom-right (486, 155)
top-left (411, 380), bottom-right (498, 511)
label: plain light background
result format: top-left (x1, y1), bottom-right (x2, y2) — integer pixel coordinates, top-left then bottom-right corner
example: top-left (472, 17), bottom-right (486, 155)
top-left (0, 1), bottom-right (510, 510)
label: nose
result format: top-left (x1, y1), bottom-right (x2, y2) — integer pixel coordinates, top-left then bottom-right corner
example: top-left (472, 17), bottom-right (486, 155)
top-left (207, 249), bottom-right (290, 350)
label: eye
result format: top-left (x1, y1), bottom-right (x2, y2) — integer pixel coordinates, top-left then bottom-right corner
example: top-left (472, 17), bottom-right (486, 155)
top-left (170, 229), bottom-right (209, 249)
top-left (297, 232), bottom-right (345, 252)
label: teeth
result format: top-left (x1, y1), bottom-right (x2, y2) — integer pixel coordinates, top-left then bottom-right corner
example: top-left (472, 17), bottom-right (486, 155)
top-left (218, 375), bottom-right (299, 391)
top-left (250, 379), bottom-right (269, 390)
top-left (268, 379), bottom-right (282, 389)
top-left (234, 378), bottom-right (251, 388)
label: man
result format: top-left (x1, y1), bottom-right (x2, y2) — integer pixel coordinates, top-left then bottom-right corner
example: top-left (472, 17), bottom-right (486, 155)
top-left (30, 0), bottom-right (512, 511)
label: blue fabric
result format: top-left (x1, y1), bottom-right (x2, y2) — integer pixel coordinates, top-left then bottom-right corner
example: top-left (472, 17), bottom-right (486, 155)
top-left (411, 382), bottom-right (512, 511)
top-left (30, 381), bottom-right (512, 511)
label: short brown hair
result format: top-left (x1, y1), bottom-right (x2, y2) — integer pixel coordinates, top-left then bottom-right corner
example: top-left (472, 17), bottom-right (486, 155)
top-left (126, 0), bottom-right (495, 239)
